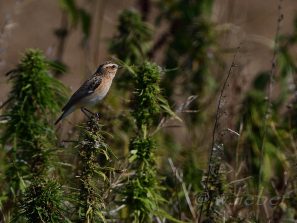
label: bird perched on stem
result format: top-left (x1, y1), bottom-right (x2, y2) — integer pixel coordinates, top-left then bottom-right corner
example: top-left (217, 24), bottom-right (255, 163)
top-left (55, 61), bottom-right (120, 125)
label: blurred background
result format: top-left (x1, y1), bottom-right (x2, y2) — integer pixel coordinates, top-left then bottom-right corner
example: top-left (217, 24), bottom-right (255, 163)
top-left (1, 0), bottom-right (297, 222)
top-left (0, 0), bottom-right (296, 98)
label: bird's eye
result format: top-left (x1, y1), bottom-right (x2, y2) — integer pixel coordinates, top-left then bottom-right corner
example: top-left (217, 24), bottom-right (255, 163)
top-left (112, 65), bottom-right (116, 69)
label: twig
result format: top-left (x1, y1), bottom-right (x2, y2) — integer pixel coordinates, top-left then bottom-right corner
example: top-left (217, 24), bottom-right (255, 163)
top-left (222, 128), bottom-right (240, 137)
top-left (0, 98), bottom-right (12, 109)
top-left (168, 158), bottom-right (197, 220)
top-left (227, 176), bottom-right (252, 185)
top-left (176, 95), bottom-right (198, 113)
top-left (198, 44), bottom-right (241, 223)
top-left (151, 95), bottom-right (198, 135)
top-left (257, 0), bottom-right (283, 219)
top-left (102, 204), bottom-right (125, 216)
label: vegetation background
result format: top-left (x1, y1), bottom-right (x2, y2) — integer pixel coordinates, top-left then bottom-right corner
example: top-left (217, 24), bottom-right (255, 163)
top-left (1, 0), bottom-right (297, 222)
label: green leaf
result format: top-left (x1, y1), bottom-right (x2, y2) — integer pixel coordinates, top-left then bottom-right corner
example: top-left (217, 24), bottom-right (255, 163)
top-left (159, 97), bottom-right (182, 122)
top-left (48, 59), bottom-right (68, 74)
top-left (96, 211), bottom-right (107, 223)
top-left (59, 0), bottom-right (79, 25)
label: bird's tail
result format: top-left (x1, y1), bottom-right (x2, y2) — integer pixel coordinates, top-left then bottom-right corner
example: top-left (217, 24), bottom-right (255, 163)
top-left (55, 106), bottom-right (75, 125)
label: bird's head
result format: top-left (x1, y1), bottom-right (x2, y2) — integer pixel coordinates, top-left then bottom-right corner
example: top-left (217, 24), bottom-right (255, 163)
top-left (96, 61), bottom-right (120, 78)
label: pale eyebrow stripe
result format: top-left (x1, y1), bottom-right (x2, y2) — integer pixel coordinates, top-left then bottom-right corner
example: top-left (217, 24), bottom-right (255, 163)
top-left (104, 64), bottom-right (116, 68)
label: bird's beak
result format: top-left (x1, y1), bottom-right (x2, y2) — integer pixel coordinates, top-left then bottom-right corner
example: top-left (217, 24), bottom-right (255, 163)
top-left (118, 65), bottom-right (123, 69)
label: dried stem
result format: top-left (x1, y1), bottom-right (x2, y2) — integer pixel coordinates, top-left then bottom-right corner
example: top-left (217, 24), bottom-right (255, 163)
top-left (54, 11), bottom-right (69, 72)
top-left (138, 0), bottom-right (151, 21)
top-left (198, 44), bottom-right (241, 223)
top-left (257, 0), bottom-right (283, 219)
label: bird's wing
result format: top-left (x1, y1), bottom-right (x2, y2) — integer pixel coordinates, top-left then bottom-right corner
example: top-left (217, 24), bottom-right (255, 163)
top-left (62, 76), bottom-right (102, 111)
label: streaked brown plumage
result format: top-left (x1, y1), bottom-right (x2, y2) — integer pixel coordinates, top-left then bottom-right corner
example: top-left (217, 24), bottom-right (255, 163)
top-left (55, 61), bottom-right (120, 125)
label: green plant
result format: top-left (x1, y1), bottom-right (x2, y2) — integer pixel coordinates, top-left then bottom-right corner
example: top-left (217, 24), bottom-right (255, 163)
top-left (76, 115), bottom-right (114, 223)
top-left (121, 62), bottom-right (179, 222)
top-left (20, 178), bottom-right (65, 223)
top-left (109, 9), bottom-right (152, 90)
top-left (110, 9), bottom-right (152, 65)
top-left (155, 0), bottom-right (218, 102)
top-left (1, 49), bottom-right (67, 222)
top-left (151, 3), bottom-right (224, 218)
top-left (106, 8), bottom-right (154, 157)
top-left (198, 49), bottom-right (240, 222)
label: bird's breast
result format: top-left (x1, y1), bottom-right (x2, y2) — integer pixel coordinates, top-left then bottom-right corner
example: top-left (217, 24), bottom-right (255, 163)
top-left (81, 78), bottom-right (113, 106)
top-left (95, 78), bottom-right (113, 98)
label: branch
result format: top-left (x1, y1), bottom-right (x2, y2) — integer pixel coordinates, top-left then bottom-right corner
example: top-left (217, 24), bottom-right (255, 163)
top-left (198, 44), bottom-right (241, 223)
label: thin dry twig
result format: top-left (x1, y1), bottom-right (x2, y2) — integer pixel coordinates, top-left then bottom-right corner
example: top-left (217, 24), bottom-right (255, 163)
top-left (168, 158), bottom-right (197, 221)
top-left (198, 44), bottom-right (241, 223)
top-left (151, 95), bottom-right (198, 135)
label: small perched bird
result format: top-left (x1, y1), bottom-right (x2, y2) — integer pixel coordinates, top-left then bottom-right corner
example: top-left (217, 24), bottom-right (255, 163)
top-left (55, 61), bottom-right (120, 125)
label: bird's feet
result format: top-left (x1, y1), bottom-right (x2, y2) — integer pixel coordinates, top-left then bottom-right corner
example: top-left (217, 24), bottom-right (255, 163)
top-left (81, 107), bottom-right (100, 119)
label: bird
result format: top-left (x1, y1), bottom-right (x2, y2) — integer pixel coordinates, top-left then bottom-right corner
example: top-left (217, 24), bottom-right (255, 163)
top-left (55, 61), bottom-right (120, 125)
